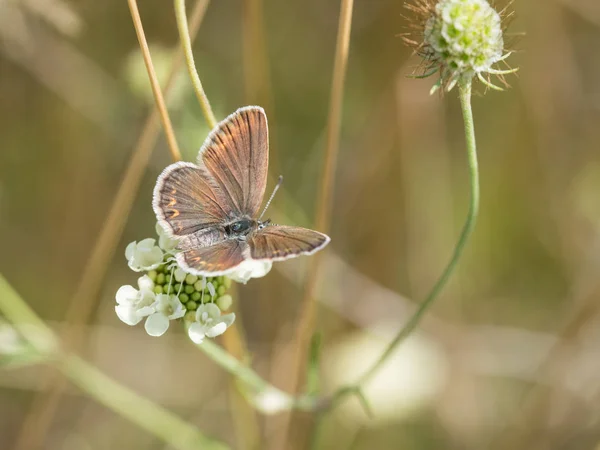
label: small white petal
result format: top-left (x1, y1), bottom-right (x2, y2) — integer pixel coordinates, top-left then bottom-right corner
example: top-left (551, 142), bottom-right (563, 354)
top-left (115, 305), bottom-right (142, 326)
top-left (138, 238), bottom-right (157, 249)
top-left (228, 260), bottom-right (272, 284)
top-left (155, 222), bottom-right (166, 236)
top-left (188, 323), bottom-right (206, 344)
top-left (137, 275), bottom-right (154, 291)
top-left (136, 305), bottom-right (155, 317)
top-left (115, 285), bottom-right (138, 305)
top-left (220, 312), bottom-right (236, 328)
top-left (144, 313), bottom-right (170, 337)
top-left (125, 242), bottom-right (136, 261)
top-left (159, 234), bottom-right (178, 252)
top-left (206, 322), bottom-right (228, 338)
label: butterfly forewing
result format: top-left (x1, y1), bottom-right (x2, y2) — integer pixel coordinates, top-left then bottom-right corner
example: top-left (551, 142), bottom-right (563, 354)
top-left (248, 225), bottom-right (330, 261)
top-left (199, 106), bottom-right (269, 218)
top-left (177, 240), bottom-right (248, 276)
top-left (153, 162), bottom-right (230, 236)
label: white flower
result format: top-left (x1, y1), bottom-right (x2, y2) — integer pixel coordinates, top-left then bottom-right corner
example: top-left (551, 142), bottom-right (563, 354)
top-left (187, 303), bottom-right (236, 344)
top-left (125, 238), bottom-right (164, 272)
top-left (115, 276), bottom-right (157, 326)
top-left (228, 260), bottom-right (272, 284)
top-left (155, 222), bottom-right (178, 252)
top-left (145, 294), bottom-right (185, 337)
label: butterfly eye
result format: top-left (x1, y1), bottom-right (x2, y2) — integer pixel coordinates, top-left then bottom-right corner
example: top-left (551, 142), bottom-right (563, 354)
top-left (231, 223), bottom-right (242, 232)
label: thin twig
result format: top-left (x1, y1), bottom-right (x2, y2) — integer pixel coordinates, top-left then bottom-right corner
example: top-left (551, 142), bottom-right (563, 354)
top-left (174, 0), bottom-right (217, 129)
top-left (278, 0), bottom-right (354, 447)
top-left (129, 0), bottom-right (182, 160)
top-left (296, 0), bottom-right (354, 387)
top-left (12, 3), bottom-right (210, 449)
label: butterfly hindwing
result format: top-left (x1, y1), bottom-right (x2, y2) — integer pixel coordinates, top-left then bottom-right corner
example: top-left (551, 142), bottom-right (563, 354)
top-left (248, 225), bottom-right (330, 261)
top-left (176, 240), bottom-right (248, 276)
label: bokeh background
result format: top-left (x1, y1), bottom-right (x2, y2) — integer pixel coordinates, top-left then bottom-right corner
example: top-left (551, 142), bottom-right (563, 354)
top-left (2, 0), bottom-right (600, 449)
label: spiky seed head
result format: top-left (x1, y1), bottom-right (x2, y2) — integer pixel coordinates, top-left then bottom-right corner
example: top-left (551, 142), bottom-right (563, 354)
top-left (404, 0), bottom-right (517, 93)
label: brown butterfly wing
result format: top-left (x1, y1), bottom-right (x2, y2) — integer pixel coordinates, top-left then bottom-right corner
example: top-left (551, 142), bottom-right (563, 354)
top-left (176, 240), bottom-right (248, 276)
top-left (198, 106), bottom-right (269, 218)
top-left (248, 225), bottom-right (330, 261)
top-left (153, 162), bottom-right (233, 237)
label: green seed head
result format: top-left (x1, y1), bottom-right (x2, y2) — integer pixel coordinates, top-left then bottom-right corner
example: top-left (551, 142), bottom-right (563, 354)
top-left (426, 0), bottom-right (502, 74)
top-left (405, 0), bottom-right (515, 92)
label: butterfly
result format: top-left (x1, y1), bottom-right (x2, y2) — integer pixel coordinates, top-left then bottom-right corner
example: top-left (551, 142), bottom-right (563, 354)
top-left (153, 106), bottom-right (331, 276)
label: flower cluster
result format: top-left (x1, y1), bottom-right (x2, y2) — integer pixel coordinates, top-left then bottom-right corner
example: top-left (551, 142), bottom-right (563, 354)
top-left (403, 0), bottom-right (517, 93)
top-left (115, 223), bottom-right (271, 342)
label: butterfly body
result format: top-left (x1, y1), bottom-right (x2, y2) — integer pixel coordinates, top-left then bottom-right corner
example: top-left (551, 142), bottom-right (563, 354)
top-left (153, 106), bottom-right (330, 277)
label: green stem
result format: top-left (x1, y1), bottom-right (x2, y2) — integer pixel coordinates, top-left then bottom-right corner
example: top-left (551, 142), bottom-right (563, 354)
top-left (334, 79), bottom-right (480, 401)
top-left (174, 0), bottom-right (217, 129)
top-left (0, 274), bottom-right (229, 450)
top-left (197, 339), bottom-right (318, 413)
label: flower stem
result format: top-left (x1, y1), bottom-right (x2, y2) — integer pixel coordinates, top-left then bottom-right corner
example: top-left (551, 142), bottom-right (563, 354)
top-left (174, 0), bottom-right (217, 129)
top-left (332, 79), bottom-right (480, 401)
top-left (197, 339), bottom-right (318, 414)
top-left (0, 274), bottom-right (228, 450)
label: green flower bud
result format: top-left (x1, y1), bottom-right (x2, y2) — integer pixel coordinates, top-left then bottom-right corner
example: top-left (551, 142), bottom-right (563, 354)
top-left (184, 310), bottom-right (196, 322)
top-left (162, 284), bottom-right (171, 294)
top-left (185, 274), bottom-right (198, 285)
top-left (191, 291), bottom-right (202, 302)
top-left (153, 285), bottom-right (164, 294)
top-left (216, 294), bottom-right (233, 311)
top-left (194, 279), bottom-right (206, 291)
top-left (217, 285), bottom-right (226, 296)
top-left (179, 292), bottom-right (190, 303)
top-left (174, 267), bottom-right (187, 283)
top-left (184, 285), bottom-right (195, 294)
top-left (147, 270), bottom-right (158, 282)
top-left (223, 277), bottom-right (232, 289)
top-left (186, 300), bottom-right (198, 310)
top-left (174, 283), bottom-right (182, 293)
top-left (156, 273), bottom-right (166, 285)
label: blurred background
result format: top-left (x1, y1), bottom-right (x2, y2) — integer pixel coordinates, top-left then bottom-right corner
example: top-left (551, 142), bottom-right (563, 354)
top-left (2, 0), bottom-right (600, 449)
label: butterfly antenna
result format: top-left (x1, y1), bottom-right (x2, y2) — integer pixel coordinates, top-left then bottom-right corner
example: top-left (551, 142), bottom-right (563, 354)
top-left (259, 175), bottom-right (283, 220)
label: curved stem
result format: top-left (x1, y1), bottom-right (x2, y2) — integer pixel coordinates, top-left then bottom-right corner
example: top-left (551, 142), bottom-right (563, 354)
top-left (335, 79), bottom-right (480, 399)
top-left (174, 0), bottom-right (217, 129)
